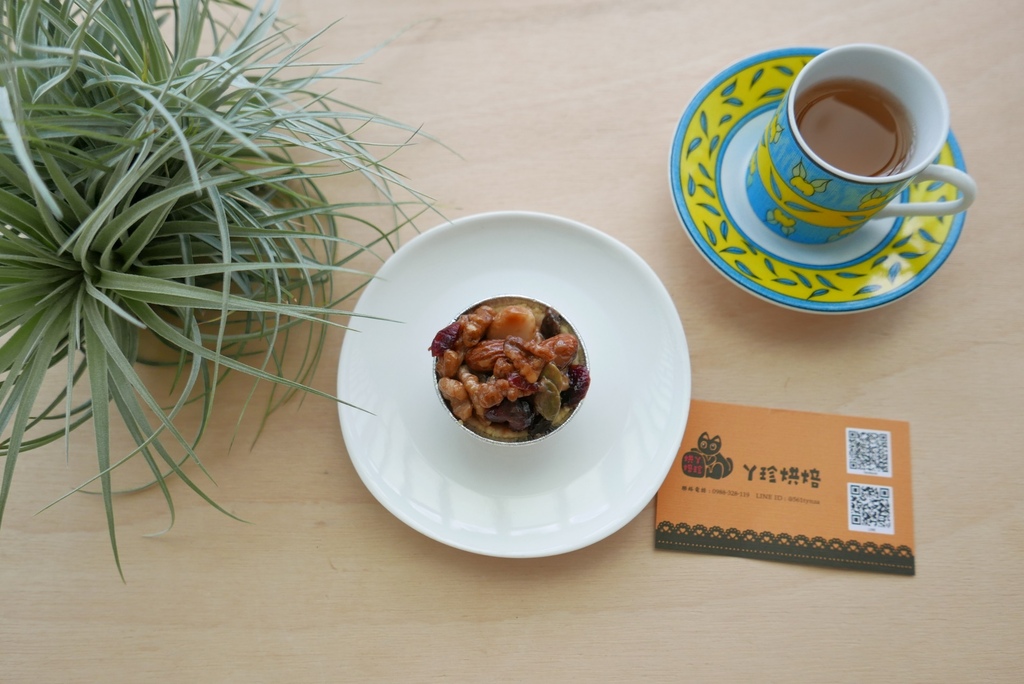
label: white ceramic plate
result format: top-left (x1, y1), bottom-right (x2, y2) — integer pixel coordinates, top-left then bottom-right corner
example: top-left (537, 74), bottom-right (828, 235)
top-left (337, 211), bottom-right (691, 557)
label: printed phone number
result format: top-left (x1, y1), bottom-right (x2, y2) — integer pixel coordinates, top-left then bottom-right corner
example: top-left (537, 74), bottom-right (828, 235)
top-left (680, 486), bottom-right (748, 497)
top-left (680, 486), bottom-right (821, 505)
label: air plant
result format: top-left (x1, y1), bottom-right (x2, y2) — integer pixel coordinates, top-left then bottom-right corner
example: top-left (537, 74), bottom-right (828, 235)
top-left (0, 0), bottom-right (431, 575)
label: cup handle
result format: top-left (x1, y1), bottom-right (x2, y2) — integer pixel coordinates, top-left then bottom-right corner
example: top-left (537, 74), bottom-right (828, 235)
top-left (874, 164), bottom-right (977, 218)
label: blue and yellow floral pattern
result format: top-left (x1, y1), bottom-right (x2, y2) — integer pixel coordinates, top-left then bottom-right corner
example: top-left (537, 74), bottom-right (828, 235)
top-left (669, 48), bottom-right (968, 313)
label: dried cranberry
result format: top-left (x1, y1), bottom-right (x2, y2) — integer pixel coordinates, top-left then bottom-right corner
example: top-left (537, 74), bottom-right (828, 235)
top-left (507, 372), bottom-right (540, 395)
top-left (484, 399), bottom-right (535, 431)
top-left (561, 364), bottom-right (590, 406)
top-left (539, 307), bottom-right (566, 338)
top-left (429, 321), bottom-right (461, 357)
top-left (527, 417), bottom-right (554, 438)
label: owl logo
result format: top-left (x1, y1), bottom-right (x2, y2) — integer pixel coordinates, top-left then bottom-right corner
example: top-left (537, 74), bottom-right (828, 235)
top-left (681, 432), bottom-right (733, 480)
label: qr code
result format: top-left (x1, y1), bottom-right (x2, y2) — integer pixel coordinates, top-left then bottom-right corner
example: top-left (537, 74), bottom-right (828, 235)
top-left (846, 428), bottom-right (892, 477)
top-left (848, 483), bottom-right (894, 534)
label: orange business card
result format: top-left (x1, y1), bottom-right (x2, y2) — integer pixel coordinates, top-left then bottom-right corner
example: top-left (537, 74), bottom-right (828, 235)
top-left (655, 400), bottom-right (915, 575)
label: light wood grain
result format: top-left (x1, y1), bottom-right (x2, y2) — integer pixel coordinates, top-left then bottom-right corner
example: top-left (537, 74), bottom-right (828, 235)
top-left (2, 1), bottom-right (1022, 681)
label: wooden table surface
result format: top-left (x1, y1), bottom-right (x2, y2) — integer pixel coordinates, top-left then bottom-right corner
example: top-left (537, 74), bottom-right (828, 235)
top-left (2, 1), bottom-right (1022, 681)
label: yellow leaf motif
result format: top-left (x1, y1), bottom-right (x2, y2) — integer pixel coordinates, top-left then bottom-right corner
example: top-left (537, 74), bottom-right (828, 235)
top-left (766, 208), bottom-right (796, 228)
top-left (790, 161), bottom-right (830, 196)
top-left (859, 189), bottom-right (890, 210)
top-left (791, 176), bottom-right (815, 195)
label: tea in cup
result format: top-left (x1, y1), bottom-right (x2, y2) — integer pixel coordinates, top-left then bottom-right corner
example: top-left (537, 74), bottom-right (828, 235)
top-left (746, 44), bottom-right (976, 244)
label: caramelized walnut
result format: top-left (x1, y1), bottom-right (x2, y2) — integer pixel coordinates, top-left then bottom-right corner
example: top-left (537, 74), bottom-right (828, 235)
top-left (458, 306), bottom-right (495, 349)
top-left (492, 357), bottom-right (514, 379)
top-left (494, 374), bottom-right (540, 402)
top-left (521, 337), bottom-right (556, 363)
top-left (435, 348), bottom-right (463, 378)
top-left (438, 377), bottom-right (472, 422)
top-left (458, 365), bottom-right (504, 417)
top-left (503, 337), bottom-right (547, 384)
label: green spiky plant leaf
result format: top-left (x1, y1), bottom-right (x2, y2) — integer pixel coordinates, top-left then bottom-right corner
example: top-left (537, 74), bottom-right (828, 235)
top-left (0, 0), bottom-right (431, 577)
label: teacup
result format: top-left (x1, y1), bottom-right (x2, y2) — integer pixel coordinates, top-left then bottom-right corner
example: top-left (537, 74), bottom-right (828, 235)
top-left (746, 43), bottom-right (976, 244)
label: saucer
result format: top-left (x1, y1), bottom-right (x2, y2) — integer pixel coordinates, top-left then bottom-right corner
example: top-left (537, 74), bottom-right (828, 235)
top-left (669, 47), bottom-right (968, 314)
top-left (336, 211), bottom-right (691, 557)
